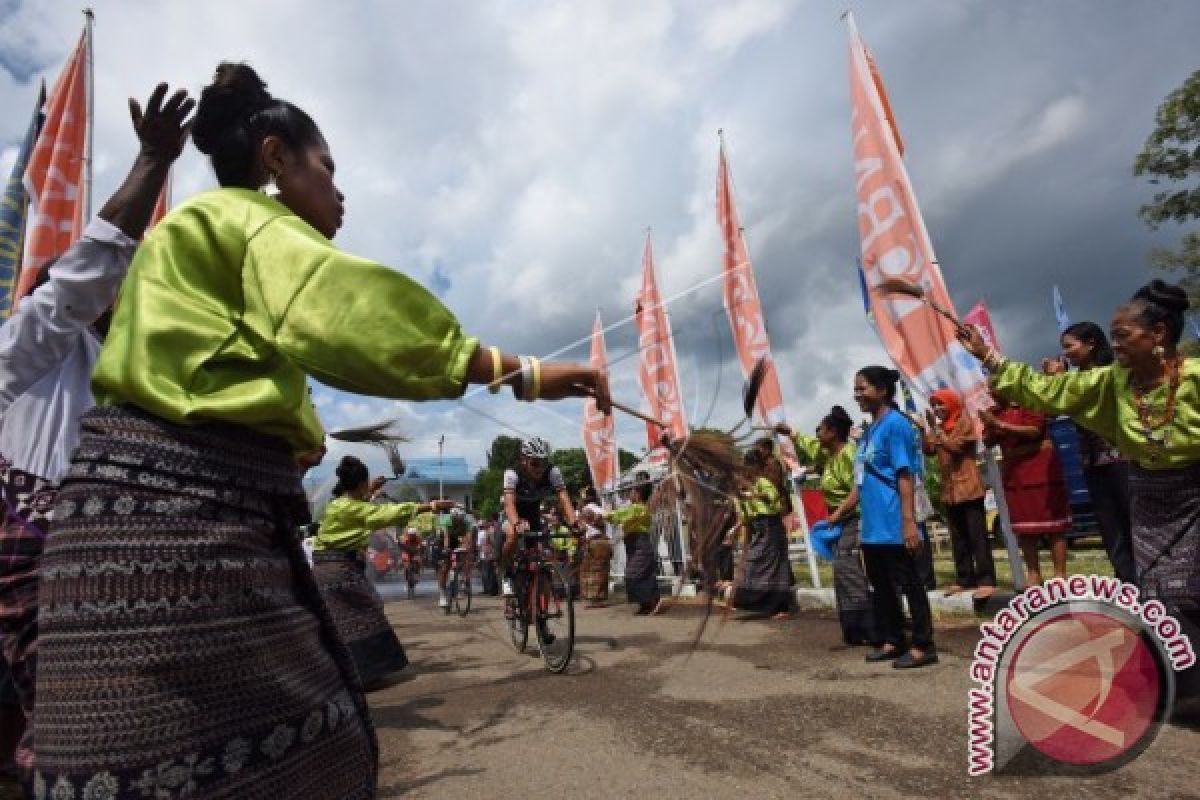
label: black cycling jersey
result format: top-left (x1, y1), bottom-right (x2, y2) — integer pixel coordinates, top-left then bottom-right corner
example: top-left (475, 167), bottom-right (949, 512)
top-left (503, 466), bottom-right (566, 531)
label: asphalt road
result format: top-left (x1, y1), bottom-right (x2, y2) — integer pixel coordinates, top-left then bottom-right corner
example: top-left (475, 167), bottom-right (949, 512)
top-left (366, 578), bottom-right (1200, 799)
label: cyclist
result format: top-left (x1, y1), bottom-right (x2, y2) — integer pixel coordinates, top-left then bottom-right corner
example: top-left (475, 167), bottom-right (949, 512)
top-left (501, 437), bottom-right (580, 597)
top-left (399, 526), bottom-right (423, 590)
top-left (437, 508), bottom-right (474, 608)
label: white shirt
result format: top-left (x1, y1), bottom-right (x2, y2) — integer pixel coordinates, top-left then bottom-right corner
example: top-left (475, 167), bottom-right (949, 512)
top-left (0, 218), bottom-right (137, 481)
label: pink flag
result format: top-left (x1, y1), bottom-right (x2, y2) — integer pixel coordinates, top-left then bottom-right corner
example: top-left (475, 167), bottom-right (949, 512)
top-left (634, 233), bottom-right (688, 455)
top-left (716, 141), bottom-right (798, 466)
top-left (582, 312), bottom-right (618, 493)
top-left (963, 301), bottom-right (1001, 355)
top-left (847, 12), bottom-right (989, 411)
top-left (16, 23), bottom-right (90, 304)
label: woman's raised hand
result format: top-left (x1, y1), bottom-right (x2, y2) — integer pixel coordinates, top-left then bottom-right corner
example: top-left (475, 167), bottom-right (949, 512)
top-left (956, 324), bottom-right (990, 361)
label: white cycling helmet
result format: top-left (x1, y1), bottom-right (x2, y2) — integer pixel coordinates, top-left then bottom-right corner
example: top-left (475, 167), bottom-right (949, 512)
top-left (520, 437), bottom-right (551, 460)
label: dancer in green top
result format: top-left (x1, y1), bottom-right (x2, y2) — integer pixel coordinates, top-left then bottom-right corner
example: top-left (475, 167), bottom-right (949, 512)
top-left (35, 62), bottom-right (610, 799)
top-left (960, 279), bottom-right (1200, 698)
top-left (778, 405), bottom-right (874, 643)
top-left (605, 476), bottom-right (663, 615)
top-left (313, 456), bottom-right (453, 688)
top-left (729, 453), bottom-right (796, 619)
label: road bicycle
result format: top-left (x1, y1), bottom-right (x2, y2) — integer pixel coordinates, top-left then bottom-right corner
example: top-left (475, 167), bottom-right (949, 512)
top-left (444, 547), bottom-right (472, 617)
top-left (504, 532), bottom-right (575, 673)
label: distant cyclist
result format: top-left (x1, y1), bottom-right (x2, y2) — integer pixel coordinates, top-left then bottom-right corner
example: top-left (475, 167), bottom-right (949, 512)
top-left (501, 437), bottom-right (580, 596)
top-left (437, 509), bottom-right (474, 608)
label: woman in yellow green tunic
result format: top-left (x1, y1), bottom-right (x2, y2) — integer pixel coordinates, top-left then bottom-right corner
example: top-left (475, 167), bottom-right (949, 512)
top-left (960, 280), bottom-right (1199, 692)
top-left (731, 451), bottom-right (797, 618)
top-left (314, 456), bottom-right (451, 688)
top-left (33, 63), bottom-right (609, 800)
top-left (606, 481), bottom-right (662, 615)
top-left (778, 406), bottom-right (873, 643)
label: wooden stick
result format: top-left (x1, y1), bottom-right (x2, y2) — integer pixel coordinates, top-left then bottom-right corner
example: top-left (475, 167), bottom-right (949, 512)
top-left (572, 384), bottom-right (667, 429)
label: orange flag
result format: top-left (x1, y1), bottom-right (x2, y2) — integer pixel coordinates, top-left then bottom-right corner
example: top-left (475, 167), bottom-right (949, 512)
top-left (847, 12), bottom-right (988, 411)
top-left (16, 21), bottom-right (91, 304)
top-left (716, 139), bottom-right (797, 466)
top-left (634, 233), bottom-right (688, 456)
top-left (581, 312), bottom-right (618, 493)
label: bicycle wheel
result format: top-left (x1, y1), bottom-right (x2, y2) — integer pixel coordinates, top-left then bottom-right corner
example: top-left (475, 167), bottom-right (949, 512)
top-left (454, 565), bottom-right (472, 617)
top-left (507, 593), bottom-right (528, 653)
top-left (444, 568), bottom-right (457, 615)
top-left (535, 562), bottom-right (575, 673)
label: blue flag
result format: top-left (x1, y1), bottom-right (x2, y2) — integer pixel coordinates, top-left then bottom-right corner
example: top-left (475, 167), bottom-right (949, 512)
top-left (1052, 284), bottom-right (1070, 334)
top-left (857, 258), bottom-right (874, 323)
top-left (0, 82), bottom-right (46, 320)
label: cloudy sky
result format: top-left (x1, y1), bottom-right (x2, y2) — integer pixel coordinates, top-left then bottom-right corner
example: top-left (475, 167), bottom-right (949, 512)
top-left (2, 0), bottom-right (1196, 488)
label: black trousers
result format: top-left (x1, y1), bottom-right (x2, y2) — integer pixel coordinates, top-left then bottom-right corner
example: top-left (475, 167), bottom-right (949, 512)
top-left (945, 498), bottom-right (995, 588)
top-left (862, 544), bottom-right (934, 650)
top-left (1084, 463), bottom-right (1137, 585)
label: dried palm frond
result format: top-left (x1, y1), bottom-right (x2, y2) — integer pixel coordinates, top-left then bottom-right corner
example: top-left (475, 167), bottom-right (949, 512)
top-left (652, 430), bottom-right (752, 648)
top-left (877, 278), bottom-right (964, 331)
top-left (328, 419), bottom-right (409, 444)
top-left (742, 357), bottom-right (769, 418)
top-left (381, 441), bottom-right (406, 478)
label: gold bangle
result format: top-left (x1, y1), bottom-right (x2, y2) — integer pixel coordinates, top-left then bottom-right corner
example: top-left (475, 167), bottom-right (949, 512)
top-left (530, 357), bottom-right (542, 401)
top-left (488, 346), bottom-right (503, 394)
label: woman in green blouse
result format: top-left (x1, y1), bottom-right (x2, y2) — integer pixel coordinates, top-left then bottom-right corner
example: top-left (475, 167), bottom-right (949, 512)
top-left (313, 456), bottom-right (453, 688)
top-left (778, 405), bottom-right (874, 643)
top-left (605, 480), bottom-right (663, 615)
top-left (961, 280), bottom-right (1199, 684)
top-left (34, 63), bottom-right (610, 799)
top-left (730, 451), bottom-right (797, 619)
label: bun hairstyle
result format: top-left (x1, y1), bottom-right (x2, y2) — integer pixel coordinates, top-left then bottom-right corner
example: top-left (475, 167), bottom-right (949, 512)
top-left (822, 405), bottom-right (854, 442)
top-left (192, 62), bottom-right (322, 188)
top-left (856, 365), bottom-right (902, 405)
top-left (1130, 279), bottom-right (1191, 345)
top-left (1062, 321), bottom-right (1114, 368)
top-left (332, 455), bottom-right (369, 497)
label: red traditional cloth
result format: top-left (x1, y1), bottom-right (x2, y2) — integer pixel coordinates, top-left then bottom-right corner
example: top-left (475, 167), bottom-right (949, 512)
top-left (993, 407), bottom-right (1071, 536)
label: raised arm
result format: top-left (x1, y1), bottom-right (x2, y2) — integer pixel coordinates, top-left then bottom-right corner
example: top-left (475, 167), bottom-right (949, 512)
top-left (0, 84), bottom-right (192, 413)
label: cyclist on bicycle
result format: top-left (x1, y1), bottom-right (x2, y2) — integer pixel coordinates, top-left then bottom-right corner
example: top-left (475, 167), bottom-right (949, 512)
top-left (437, 508), bottom-right (474, 608)
top-left (501, 437), bottom-right (580, 597)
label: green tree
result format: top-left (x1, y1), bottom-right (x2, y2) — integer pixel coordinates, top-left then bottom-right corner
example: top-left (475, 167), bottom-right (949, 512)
top-left (1134, 69), bottom-right (1200, 314)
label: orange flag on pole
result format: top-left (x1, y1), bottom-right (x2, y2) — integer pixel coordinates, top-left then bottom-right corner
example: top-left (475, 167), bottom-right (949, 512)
top-left (634, 233), bottom-right (688, 456)
top-left (716, 137), bottom-right (797, 466)
top-left (846, 12), bottom-right (988, 411)
top-left (582, 312), bottom-right (618, 493)
top-left (16, 17), bottom-right (92, 305)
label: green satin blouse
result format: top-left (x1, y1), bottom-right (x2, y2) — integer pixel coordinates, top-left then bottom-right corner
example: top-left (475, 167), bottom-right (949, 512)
top-left (609, 503), bottom-right (651, 535)
top-left (791, 434), bottom-right (857, 513)
top-left (315, 496), bottom-right (421, 553)
top-left (92, 188), bottom-right (479, 452)
top-left (739, 477), bottom-right (783, 519)
top-left (990, 358), bottom-right (1200, 470)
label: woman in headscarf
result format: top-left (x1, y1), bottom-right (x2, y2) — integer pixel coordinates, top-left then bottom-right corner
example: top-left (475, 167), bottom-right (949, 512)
top-left (730, 450), bottom-right (797, 619)
top-left (578, 503), bottom-right (613, 608)
top-left (314, 456), bottom-right (450, 686)
top-left (960, 280), bottom-right (1198, 691)
top-left (981, 396), bottom-right (1071, 585)
top-left (923, 389), bottom-right (995, 600)
top-left (1044, 322), bottom-right (1136, 583)
top-left (854, 367), bottom-right (937, 669)
top-left (32, 63), bottom-right (609, 799)
top-left (778, 405), bottom-right (872, 643)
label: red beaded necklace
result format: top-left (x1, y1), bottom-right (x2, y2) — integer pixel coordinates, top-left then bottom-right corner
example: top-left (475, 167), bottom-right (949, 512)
top-left (1131, 356), bottom-right (1183, 449)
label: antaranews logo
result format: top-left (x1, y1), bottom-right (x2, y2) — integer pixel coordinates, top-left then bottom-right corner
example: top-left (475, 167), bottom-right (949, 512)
top-left (967, 575), bottom-right (1196, 776)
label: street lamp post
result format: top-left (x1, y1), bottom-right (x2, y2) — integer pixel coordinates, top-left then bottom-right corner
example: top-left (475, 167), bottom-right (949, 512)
top-left (438, 434), bottom-right (445, 500)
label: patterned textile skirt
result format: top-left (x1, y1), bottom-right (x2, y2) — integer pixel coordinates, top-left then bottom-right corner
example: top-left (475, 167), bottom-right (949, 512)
top-left (732, 515), bottom-right (796, 614)
top-left (0, 457), bottom-right (56, 769)
top-left (312, 550), bottom-right (407, 686)
top-left (1001, 445), bottom-right (1072, 536)
top-left (831, 518), bottom-right (875, 644)
top-left (581, 539), bottom-right (612, 603)
top-left (1129, 462), bottom-right (1200, 614)
top-left (623, 534), bottom-right (659, 611)
top-left (34, 406), bottom-right (377, 800)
